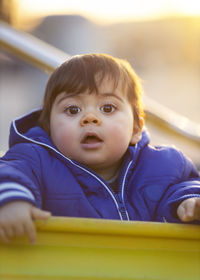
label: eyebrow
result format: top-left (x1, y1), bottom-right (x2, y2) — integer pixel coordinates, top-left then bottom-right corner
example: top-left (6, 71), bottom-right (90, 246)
top-left (56, 92), bottom-right (124, 105)
top-left (99, 93), bottom-right (124, 103)
top-left (55, 93), bottom-right (78, 105)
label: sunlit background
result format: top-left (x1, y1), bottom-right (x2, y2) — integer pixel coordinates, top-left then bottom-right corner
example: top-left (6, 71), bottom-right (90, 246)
top-left (12, 0), bottom-right (200, 26)
top-left (0, 0), bottom-right (200, 167)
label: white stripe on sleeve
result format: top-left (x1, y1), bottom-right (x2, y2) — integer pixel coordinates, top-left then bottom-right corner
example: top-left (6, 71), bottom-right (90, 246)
top-left (0, 182), bottom-right (35, 201)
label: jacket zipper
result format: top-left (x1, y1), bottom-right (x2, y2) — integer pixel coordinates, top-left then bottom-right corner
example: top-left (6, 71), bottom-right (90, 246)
top-left (114, 193), bottom-right (128, 220)
top-left (116, 160), bottom-right (132, 221)
top-left (77, 160), bottom-right (133, 221)
top-left (72, 164), bottom-right (125, 220)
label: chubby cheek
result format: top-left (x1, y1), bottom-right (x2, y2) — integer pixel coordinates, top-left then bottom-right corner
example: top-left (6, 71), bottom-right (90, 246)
top-left (50, 119), bottom-right (78, 156)
top-left (107, 122), bottom-right (133, 151)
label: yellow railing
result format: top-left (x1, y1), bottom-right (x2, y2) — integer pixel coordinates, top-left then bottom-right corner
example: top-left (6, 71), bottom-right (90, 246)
top-left (0, 217), bottom-right (200, 280)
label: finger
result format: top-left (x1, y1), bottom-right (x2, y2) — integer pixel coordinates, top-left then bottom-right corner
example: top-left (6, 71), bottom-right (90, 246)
top-left (4, 225), bottom-right (15, 238)
top-left (24, 220), bottom-right (37, 244)
top-left (0, 228), bottom-right (9, 243)
top-left (177, 204), bottom-right (187, 221)
top-left (182, 200), bottom-right (196, 221)
top-left (193, 200), bottom-right (200, 220)
top-left (13, 224), bottom-right (25, 237)
top-left (31, 207), bottom-right (51, 220)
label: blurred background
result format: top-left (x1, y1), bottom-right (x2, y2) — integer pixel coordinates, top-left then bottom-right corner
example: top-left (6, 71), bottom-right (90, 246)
top-left (0, 0), bottom-right (200, 168)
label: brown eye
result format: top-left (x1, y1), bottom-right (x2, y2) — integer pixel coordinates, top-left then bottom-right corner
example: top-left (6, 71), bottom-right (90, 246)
top-left (66, 105), bottom-right (81, 115)
top-left (100, 104), bottom-right (116, 113)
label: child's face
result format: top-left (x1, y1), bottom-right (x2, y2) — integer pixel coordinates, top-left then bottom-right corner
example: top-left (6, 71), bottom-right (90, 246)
top-left (50, 75), bottom-right (142, 180)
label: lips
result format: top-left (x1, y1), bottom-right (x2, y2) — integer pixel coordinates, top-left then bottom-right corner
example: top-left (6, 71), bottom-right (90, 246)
top-left (81, 132), bottom-right (103, 149)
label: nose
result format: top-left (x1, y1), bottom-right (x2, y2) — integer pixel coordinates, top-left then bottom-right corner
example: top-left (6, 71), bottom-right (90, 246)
top-left (80, 112), bottom-right (101, 126)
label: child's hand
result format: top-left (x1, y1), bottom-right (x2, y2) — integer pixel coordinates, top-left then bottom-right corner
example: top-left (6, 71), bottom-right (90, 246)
top-left (177, 197), bottom-right (200, 222)
top-left (0, 201), bottom-right (51, 244)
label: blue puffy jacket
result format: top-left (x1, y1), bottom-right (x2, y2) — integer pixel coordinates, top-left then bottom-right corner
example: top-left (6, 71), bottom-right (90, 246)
top-left (0, 109), bottom-right (200, 223)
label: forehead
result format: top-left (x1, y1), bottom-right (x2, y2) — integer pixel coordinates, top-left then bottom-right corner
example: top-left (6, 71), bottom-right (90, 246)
top-left (96, 74), bottom-right (127, 96)
top-left (65, 75), bottom-right (125, 97)
top-left (53, 80), bottom-right (128, 107)
top-left (52, 72), bottom-right (128, 108)
top-left (95, 73), bottom-right (116, 90)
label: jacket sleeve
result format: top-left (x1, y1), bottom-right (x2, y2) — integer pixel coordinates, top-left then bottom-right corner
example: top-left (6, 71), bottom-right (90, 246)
top-left (0, 143), bottom-right (43, 208)
top-left (156, 151), bottom-right (200, 224)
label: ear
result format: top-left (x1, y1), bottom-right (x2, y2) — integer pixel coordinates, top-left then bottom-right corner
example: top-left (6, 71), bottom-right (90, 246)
top-left (130, 117), bottom-right (144, 145)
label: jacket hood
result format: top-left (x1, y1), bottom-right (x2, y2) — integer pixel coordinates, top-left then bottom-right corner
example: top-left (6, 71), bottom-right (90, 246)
top-left (9, 108), bottom-right (150, 160)
top-left (9, 108), bottom-right (53, 148)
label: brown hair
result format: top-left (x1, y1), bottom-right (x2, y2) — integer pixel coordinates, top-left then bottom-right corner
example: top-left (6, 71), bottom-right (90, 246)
top-left (39, 53), bottom-right (144, 134)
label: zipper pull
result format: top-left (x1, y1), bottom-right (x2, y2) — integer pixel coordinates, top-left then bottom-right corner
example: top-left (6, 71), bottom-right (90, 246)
top-left (115, 193), bottom-right (128, 220)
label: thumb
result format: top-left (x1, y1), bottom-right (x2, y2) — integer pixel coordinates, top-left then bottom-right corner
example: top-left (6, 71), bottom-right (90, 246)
top-left (177, 203), bottom-right (187, 221)
top-left (31, 207), bottom-right (51, 220)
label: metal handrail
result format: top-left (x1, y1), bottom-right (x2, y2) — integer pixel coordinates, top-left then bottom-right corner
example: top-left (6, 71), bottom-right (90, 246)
top-left (0, 20), bottom-right (70, 72)
top-left (0, 21), bottom-right (200, 143)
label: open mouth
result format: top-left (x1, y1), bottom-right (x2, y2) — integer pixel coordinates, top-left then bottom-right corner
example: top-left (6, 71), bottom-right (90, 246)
top-left (82, 135), bottom-right (102, 144)
top-left (81, 133), bottom-right (103, 148)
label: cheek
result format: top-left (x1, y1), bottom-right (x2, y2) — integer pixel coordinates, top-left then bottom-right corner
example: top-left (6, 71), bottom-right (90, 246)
top-left (107, 123), bottom-right (133, 151)
top-left (108, 114), bottom-right (134, 139)
top-left (50, 118), bottom-right (77, 152)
